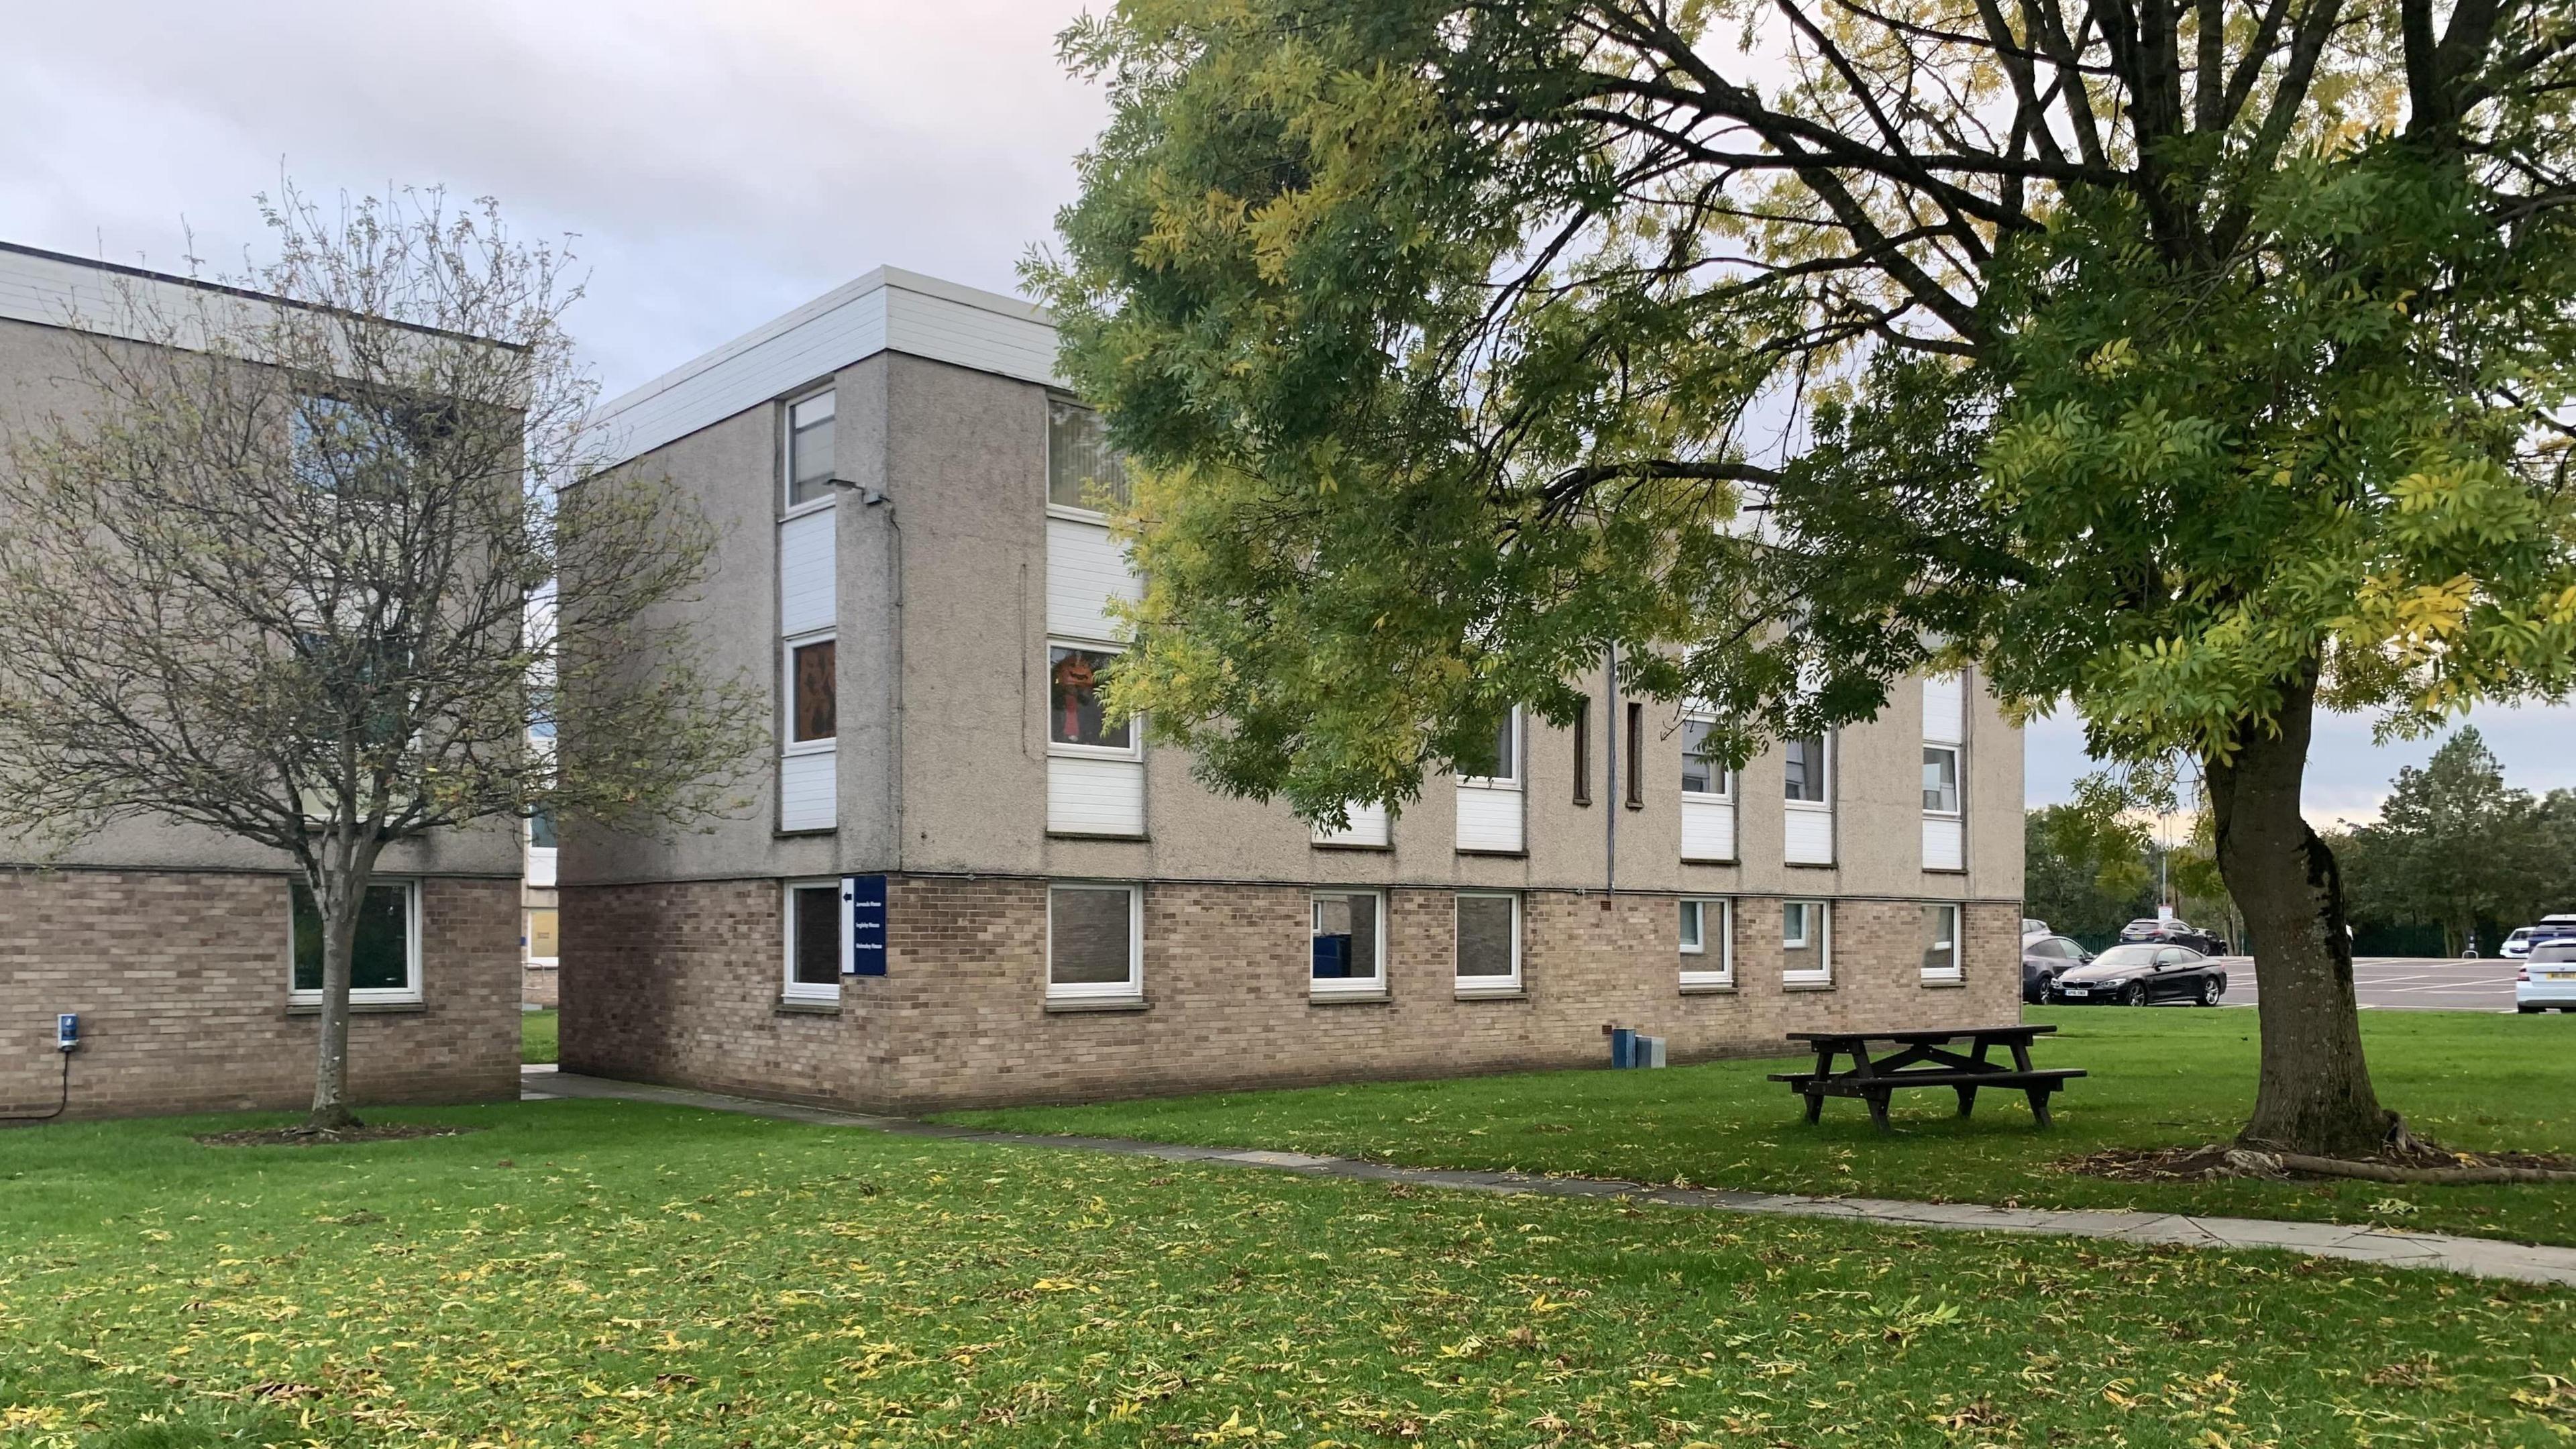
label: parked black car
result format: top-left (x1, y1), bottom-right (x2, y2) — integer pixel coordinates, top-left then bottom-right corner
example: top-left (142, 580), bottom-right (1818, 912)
top-left (2116, 918), bottom-right (2231, 956)
top-left (2021, 934), bottom-right (2091, 1003)
top-left (2047, 943), bottom-right (2229, 1006)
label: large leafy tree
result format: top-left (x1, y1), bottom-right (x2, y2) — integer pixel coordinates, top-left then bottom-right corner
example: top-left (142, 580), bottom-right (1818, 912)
top-left (1039, 1), bottom-right (2576, 1155)
top-left (2345, 727), bottom-right (2567, 949)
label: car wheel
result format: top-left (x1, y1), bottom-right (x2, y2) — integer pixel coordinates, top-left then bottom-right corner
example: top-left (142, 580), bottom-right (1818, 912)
top-left (2121, 981), bottom-right (2147, 1007)
top-left (2200, 976), bottom-right (2223, 1006)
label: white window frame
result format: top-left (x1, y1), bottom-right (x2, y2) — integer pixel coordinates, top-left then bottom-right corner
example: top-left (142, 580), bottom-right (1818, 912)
top-left (523, 906), bottom-right (559, 969)
top-left (1784, 733), bottom-right (1833, 810)
top-left (1309, 888), bottom-right (1388, 997)
top-left (1045, 639), bottom-right (1142, 761)
top-left (1453, 890), bottom-right (1523, 994)
top-left (1046, 880), bottom-right (1145, 1002)
top-left (782, 633), bottom-right (838, 757)
top-left (1782, 899), bottom-right (1833, 985)
top-left (1921, 743), bottom-right (1963, 817)
top-left (1679, 712), bottom-right (1731, 800)
top-left (783, 388), bottom-right (838, 519)
top-left (286, 876), bottom-right (423, 1007)
top-left (782, 877), bottom-right (843, 1004)
top-left (1045, 395), bottom-right (1129, 521)
top-left (1680, 896), bottom-right (1734, 988)
top-left (1921, 902), bottom-right (1964, 982)
top-left (1459, 707), bottom-right (1522, 788)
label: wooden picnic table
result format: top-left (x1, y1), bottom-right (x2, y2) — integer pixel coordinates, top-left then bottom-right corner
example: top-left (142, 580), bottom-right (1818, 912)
top-left (1768, 1024), bottom-right (2083, 1132)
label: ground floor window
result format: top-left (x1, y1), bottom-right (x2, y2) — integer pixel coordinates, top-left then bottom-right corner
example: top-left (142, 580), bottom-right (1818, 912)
top-left (289, 878), bottom-right (421, 1005)
top-left (1311, 889), bottom-right (1385, 996)
top-left (1921, 903), bottom-right (1962, 981)
top-left (1049, 881), bottom-right (1142, 1001)
top-left (784, 879), bottom-right (842, 1002)
top-left (1454, 891), bottom-right (1521, 994)
top-left (525, 907), bottom-right (559, 967)
top-left (1680, 897), bottom-right (1733, 987)
top-left (1782, 900), bottom-right (1831, 985)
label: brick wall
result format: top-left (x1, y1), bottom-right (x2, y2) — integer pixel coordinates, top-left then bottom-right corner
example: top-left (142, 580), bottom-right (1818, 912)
top-left (561, 875), bottom-right (2019, 1114)
top-left (0, 870), bottom-right (521, 1120)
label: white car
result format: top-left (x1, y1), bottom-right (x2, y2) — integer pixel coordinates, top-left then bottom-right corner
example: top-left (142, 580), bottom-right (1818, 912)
top-left (2518, 941), bottom-right (2576, 1014)
top-left (2504, 928), bottom-right (2536, 959)
top-left (2507, 916), bottom-right (2576, 960)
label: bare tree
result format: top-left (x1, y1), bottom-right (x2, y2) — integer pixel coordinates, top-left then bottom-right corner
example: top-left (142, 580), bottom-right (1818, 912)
top-left (0, 188), bottom-right (761, 1132)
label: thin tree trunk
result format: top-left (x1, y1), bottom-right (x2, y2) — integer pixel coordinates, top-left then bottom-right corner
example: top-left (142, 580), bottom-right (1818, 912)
top-left (307, 831), bottom-right (378, 1133)
top-left (2206, 671), bottom-right (2393, 1158)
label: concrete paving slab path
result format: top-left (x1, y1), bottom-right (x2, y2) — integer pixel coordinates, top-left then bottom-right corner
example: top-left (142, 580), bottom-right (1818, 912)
top-left (521, 1067), bottom-right (2576, 1288)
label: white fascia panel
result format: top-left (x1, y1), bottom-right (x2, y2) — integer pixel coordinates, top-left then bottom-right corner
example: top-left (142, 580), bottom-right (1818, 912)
top-left (1314, 800), bottom-right (1390, 847)
top-left (1923, 673), bottom-right (1967, 744)
top-left (780, 750), bottom-right (837, 833)
top-left (1923, 814), bottom-right (1965, 871)
top-left (1047, 515), bottom-right (1140, 640)
top-left (1049, 755), bottom-right (1145, 835)
top-left (588, 267), bottom-right (1064, 471)
top-left (1456, 785), bottom-right (1525, 853)
top-left (779, 511), bottom-right (838, 637)
top-left (1680, 798), bottom-right (1736, 863)
top-left (1784, 806), bottom-right (1834, 865)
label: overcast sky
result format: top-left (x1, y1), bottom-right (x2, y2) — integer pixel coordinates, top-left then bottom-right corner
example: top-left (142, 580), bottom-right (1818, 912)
top-left (8, 0), bottom-right (2568, 822)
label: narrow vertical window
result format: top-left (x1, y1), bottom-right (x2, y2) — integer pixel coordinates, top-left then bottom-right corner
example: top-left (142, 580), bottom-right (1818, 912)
top-left (783, 879), bottom-right (841, 1002)
top-left (1921, 904), bottom-right (1963, 981)
top-left (788, 639), bottom-right (837, 745)
top-left (1782, 900), bottom-right (1831, 985)
top-left (1571, 696), bottom-right (1591, 806)
top-left (1047, 644), bottom-right (1134, 753)
top-left (1454, 892), bottom-right (1521, 993)
top-left (1680, 898), bottom-right (1733, 987)
top-left (1311, 890), bottom-right (1385, 996)
top-left (1624, 703), bottom-right (1645, 808)
top-left (1784, 736), bottom-right (1829, 802)
top-left (1922, 745), bottom-right (1962, 814)
top-left (1047, 400), bottom-right (1131, 512)
top-left (787, 390), bottom-right (837, 509)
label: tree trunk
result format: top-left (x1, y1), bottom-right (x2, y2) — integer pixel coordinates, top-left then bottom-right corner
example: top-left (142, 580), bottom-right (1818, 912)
top-left (2205, 672), bottom-right (2392, 1158)
top-left (306, 833), bottom-right (380, 1134)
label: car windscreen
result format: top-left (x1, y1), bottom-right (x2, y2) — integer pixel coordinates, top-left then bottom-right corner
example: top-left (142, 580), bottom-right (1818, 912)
top-left (2090, 945), bottom-right (2161, 969)
top-left (2532, 943), bottom-right (2576, 963)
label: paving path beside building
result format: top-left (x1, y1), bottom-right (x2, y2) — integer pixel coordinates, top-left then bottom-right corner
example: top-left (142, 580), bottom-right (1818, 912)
top-left (522, 1066), bottom-right (2576, 1288)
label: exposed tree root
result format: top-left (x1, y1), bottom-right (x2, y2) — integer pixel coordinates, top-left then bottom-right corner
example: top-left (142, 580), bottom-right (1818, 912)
top-left (2067, 1117), bottom-right (2576, 1186)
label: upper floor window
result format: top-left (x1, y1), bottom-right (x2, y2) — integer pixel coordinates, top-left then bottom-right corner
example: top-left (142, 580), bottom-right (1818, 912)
top-left (1784, 735), bottom-right (1829, 804)
top-left (1049, 644), bottom-right (1133, 754)
top-left (1922, 745), bottom-right (1962, 814)
top-left (788, 638), bottom-right (837, 747)
top-left (787, 390), bottom-right (837, 510)
top-left (1680, 714), bottom-right (1729, 798)
top-left (1048, 400), bottom-right (1130, 513)
top-left (1460, 708), bottom-right (1520, 786)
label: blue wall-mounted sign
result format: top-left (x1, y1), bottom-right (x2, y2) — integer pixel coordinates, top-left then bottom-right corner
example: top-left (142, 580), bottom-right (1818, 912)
top-left (842, 874), bottom-right (888, 976)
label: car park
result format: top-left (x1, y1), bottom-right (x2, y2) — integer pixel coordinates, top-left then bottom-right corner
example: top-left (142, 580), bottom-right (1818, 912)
top-left (2518, 941), bottom-right (2576, 1013)
top-left (2046, 942), bottom-right (2229, 1007)
top-left (2506, 916), bottom-right (2576, 961)
top-left (2021, 934), bottom-right (2090, 1004)
top-left (2116, 917), bottom-right (2231, 955)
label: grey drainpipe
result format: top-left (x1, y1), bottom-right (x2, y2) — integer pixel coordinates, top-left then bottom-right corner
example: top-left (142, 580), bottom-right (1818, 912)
top-left (1604, 642), bottom-right (1619, 902)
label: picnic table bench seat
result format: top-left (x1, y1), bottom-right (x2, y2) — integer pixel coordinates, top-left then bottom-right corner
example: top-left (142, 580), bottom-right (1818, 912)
top-left (1776, 1025), bottom-right (2083, 1132)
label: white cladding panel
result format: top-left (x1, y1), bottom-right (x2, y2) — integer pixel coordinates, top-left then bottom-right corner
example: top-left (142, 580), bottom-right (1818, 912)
top-left (1923, 815), bottom-right (1965, 871)
top-left (1923, 673), bottom-right (1966, 743)
top-left (1046, 516), bottom-right (1139, 641)
top-left (1680, 799), bottom-right (1737, 863)
top-left (778, 511), bottom-right (837, 637)
top-left (1455, 786), bottom-right (1525, 853)
top-left (526, 849), bottom-right (558, 890)
top-left (780, 750), bottom-right (837, 833)
top-left (1784, 806), bottom-right (1835, 865)
top-left (1049, 755), bottom-right (1145, 835)
top-left (1313, 801), bottom-right (1391, 848)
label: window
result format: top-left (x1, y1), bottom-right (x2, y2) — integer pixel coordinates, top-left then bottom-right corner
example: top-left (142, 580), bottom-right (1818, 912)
top-left (1049, 882), bottom-right (1142, 1001)
top-left (1454, 892), bottom-right (1521, 992)
top-left (783, 879), bottom-right (842, 1002)
top-left (1047, 399), bottom-right (1130, 513)
top-left (1311, 890), bottom-right (1385, 996)
top-left (289, 879), bottom-right (421, 1004)
top-left (1784, 735), bottom-right (1829, 803)
top-left (1624, 702), bottom-right (1646, 807)
top-left (525, 907), bottom-right (560, 967)
top-left (1680, 898), bottom-right (1733, 987)
top-left (1571, 696), bottom-right (1591, 806)
top-left (1921, 904), bottom-right (1962, 981)
top-left (786, 638), bottom-right (837, 747)
top-left (1680, 715), bottom-right (1729, 797)
top-left (1782, 900), bottom-right (1831, 984)
top-left (1462, 708), bottom-right (1519, 786)
top-left (527, 809), bottom-right (558, 850)
top-left (1048, 645), bottom-right (1134, 754)
top-left (1922, 745), bottom-right (1961, 814)
top-left (787, 390), bottom-right (836, 509)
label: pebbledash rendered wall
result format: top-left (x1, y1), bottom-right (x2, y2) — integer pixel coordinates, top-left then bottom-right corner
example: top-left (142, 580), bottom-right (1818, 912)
top-left (561, 877), bottom-right (2020, 1114)
top-left (0, 870), bottom-right (521, 1119)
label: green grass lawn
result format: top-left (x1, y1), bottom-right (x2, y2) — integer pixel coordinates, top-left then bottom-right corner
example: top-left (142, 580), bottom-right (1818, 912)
top-left (3, 1099), bottom-right (2572, 1446)
top-left (943, 1009), bottom-right (2576, 1247)
top-left (519, 1008), bottom-right (557, 1065)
